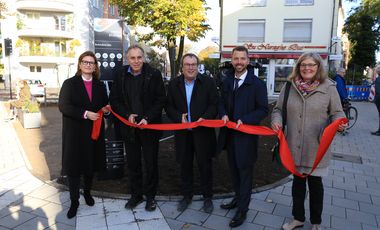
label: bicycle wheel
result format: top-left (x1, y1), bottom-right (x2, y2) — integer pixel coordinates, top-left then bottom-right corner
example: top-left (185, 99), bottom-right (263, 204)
top-left (346, 106), bottom-right (358, 130)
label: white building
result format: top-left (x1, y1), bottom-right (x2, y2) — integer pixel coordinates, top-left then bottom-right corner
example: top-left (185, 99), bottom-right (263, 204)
top-left (220, 0), bottom-right (346, 97)
top-left (1, 0), bottom-right (124, 88)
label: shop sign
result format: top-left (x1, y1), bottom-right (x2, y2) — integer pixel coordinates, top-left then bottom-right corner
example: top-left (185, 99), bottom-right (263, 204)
top-left (244, 43), bottom-right (305, 51)
top-left (223, 43), bottom-right (327, 51)
top-left (329, 54), bottom-right (342, 60)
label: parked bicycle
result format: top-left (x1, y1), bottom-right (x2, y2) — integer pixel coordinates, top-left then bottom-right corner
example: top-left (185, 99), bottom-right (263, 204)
top-left (342, 99), bottom-right (358, 130)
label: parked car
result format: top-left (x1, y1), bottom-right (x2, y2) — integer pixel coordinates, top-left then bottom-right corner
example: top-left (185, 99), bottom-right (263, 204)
top-left (25, 79), bottom-right (45, 97)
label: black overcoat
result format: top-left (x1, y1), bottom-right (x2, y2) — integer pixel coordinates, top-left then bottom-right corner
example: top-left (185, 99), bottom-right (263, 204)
top-left (166, 74), bottom-right (218, 163)
top-left (58, 75), bottom-right (108, 176)
top-left (217, 69), bottom-right (268, 166)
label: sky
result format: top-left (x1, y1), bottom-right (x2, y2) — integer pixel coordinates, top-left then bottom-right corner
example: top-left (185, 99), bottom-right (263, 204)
top-left (191, 0), bottom-right (220, 53)
top-left (197, 0), bottom-right (379, 62)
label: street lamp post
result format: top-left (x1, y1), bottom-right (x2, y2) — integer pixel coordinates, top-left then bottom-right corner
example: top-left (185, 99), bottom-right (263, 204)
top-left (211, 36), bottom-right (221, 61)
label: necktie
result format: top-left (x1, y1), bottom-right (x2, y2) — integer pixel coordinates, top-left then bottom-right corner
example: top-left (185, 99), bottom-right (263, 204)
top-left (230, 78), bottom-right (241, 118)
top-left (234, 78), bottom-right (240, 92)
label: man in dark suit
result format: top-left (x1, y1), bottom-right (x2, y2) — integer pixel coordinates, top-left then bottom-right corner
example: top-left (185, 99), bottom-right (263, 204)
top-left (166, 53), bottom-right (218, 213)
top-left (109, 45), bottom-right (166, 211)
top-left (218, 46), bottom-right (268, 227)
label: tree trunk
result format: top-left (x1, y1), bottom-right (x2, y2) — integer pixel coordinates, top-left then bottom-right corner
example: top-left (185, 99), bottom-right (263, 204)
top-left (175, 36), bottom-right (185, 77)
top-left (168, 39), bottom-right (176, 78)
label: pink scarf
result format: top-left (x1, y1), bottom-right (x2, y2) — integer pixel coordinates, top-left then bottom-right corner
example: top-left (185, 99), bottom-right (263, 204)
top-left (295, 76), bottom-right (320, 96)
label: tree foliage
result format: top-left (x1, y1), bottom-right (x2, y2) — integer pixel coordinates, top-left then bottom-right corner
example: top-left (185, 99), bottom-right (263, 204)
top-left (362, 0), bottom-right (380, 17)
top-left (0, 0), bottom-right (7, 19)
top-left (198, 46), bottom-right (218, 61)
top-left (146, 49), bottom-right (165, 73)
top-left (111, 0), bottom-right (210, 77)
top-left (343, 1), bottom-right (380, 77)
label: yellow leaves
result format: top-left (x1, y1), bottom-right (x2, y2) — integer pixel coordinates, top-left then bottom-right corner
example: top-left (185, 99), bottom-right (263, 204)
top-left (113, 0), bottom-right (210, 42)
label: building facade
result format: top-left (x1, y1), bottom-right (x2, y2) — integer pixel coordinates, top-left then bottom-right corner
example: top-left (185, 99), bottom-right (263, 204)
top-left (1, 0), bottom-right (124, 88)
top-left (220, 0), bottom-right (345, 97)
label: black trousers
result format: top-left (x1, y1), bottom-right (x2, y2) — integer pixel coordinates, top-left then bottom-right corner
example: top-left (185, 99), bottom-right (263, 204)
top-left (124, 129), bottom-right (159, 199)
top-left (179, 131), bottom-right (213, 198)
top-left (375, 98), bottom-right (380, 131)
top-left (68, 175), bottom-right (93, 201)
top-left (226, 133), bottom-right (254, 213)
top-left (292, 175), bottom-right (324, 224)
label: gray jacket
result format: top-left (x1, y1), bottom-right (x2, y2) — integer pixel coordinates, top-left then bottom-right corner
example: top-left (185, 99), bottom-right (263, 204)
top-left (271, 79), bottom-right (345, 169)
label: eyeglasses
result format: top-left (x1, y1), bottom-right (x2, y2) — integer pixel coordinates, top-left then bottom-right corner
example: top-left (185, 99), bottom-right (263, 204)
top-left (300, 63), bottom-right (318, 68)
top-left (81, 61), bottom-right (96, 66)
top-left (183, 63), bottom-right (198, 68)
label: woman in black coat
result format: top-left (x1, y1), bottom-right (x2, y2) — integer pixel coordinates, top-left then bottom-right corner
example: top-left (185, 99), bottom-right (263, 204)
top-left (58, 51), bottom-right (109, 219)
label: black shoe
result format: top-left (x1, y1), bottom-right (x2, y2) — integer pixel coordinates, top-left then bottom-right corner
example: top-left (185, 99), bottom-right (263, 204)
top-left (229, 210), bottom-right (247, 228)
top-left (371, 131), bottom-right (380, 136)
top-left (66, 200), bottom-right (79, 219)
top-left (83, 190), bottom-right (95, 206)
top-left (220, 198), bottom-right (237, 210)
top-left (177, 197), bottom-right (192, 212)
top-left (145, 198), bottom-right (157, 211)
top-left (203, 198), bottom-right (213, 213)
top-left (125, 196), bottom-right (144, 209)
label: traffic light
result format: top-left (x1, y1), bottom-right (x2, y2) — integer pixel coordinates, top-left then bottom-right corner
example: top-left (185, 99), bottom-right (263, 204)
top-left (4, 38), bottom-right (12, 56)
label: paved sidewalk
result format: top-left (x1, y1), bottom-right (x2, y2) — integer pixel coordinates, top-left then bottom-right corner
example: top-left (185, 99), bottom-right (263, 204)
top-left (0, 103), bottom-right (170, 230)
top-left (1, 101), bottom-right (380, 230)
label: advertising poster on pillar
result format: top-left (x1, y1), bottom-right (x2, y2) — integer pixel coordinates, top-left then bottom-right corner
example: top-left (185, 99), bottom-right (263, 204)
top-left (94, 18), bottom-right (123, 81)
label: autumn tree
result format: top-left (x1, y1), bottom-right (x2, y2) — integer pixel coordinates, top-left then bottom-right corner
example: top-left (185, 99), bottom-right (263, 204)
top-left (343, 1), bottom-right (380, 81)
top-left (0, 0), bottom-right (7, 19)
top-left (198, 46), bottom-right (219, 75)
top-left (111, 0), bottom-right (210, 77)
top-left (198, 46), bottom-right (218, 61)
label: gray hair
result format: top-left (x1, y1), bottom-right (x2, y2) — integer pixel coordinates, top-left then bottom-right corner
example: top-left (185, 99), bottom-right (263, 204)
top-left (337, 67), bottom-right (346, 73)
top-left (126, 44), bottom-right (145, 56)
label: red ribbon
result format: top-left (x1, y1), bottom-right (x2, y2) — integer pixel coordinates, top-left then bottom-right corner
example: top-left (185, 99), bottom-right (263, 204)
top-left (92, 105), bottom-right (348, 177)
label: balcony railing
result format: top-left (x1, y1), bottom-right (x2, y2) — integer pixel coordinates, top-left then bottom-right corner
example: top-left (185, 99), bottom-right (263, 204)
top-left (16, 0), bottom-right (74, 13)
top-left (18, 48), bottom-right (76, 58)
top-left (18, 29), bottom-right (74, 39)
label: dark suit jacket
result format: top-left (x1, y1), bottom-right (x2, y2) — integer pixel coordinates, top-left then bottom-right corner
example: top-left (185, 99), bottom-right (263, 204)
top-left (109, 63), bottom-right (166, 141)
top-left (166, 74), bottom-right (218, 162)
top-left (217, 69), bottom-right (268, 166)
top-left (59, 75), bottom-right (108, 176)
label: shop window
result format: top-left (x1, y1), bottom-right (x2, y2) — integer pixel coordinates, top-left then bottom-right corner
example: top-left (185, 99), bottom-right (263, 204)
top-left (283, 19), bottom-right (312, 42)
top-left (238, 19), bottom-right (265, 43)
top-left (275, 59), bottom-right (296, 65)
top-left (285, 0), bottom-right (313, 6)
top-left (241, 0), bottom-right (266, 6)
top-left (274, 66), bottom-right (293, 92)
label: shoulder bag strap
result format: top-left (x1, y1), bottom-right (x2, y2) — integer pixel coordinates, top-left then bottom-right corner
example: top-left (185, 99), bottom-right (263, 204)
top-left (282, 81), bottom-right (291, 129)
